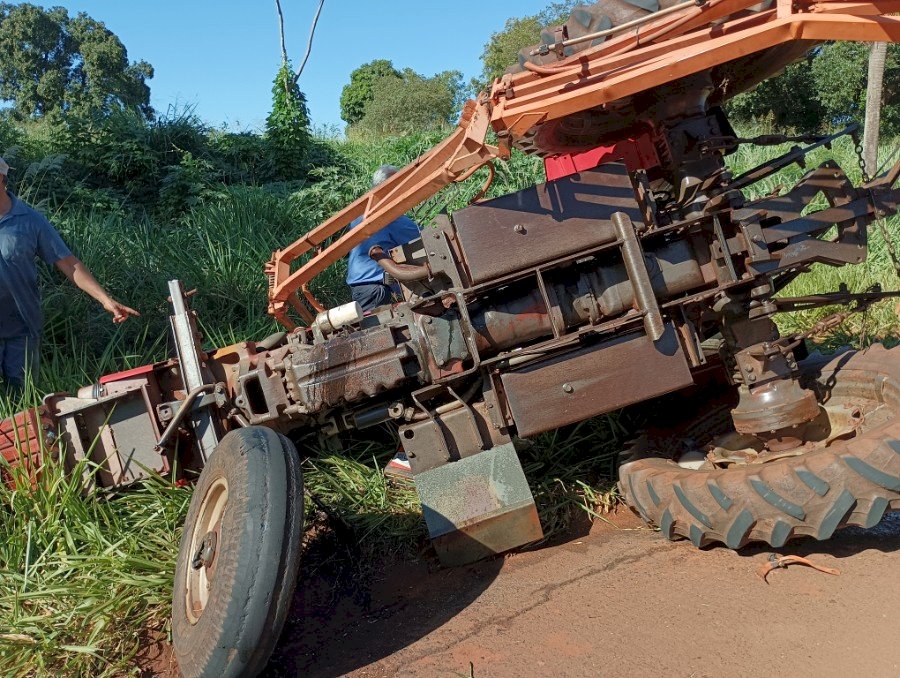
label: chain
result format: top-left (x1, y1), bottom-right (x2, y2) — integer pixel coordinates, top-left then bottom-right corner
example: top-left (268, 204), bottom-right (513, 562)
top-left (851, 130), bottom-right (872, 184)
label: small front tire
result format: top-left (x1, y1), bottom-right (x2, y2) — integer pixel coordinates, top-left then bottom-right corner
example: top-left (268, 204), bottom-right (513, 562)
top-left (172, 427), bottom-right (304, 678)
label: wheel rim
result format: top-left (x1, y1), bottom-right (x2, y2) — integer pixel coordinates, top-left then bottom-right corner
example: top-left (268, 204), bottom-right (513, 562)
top-left (185, 476), bottom-right (228, 624)
top-left (652, 367), bottom-right (892, 471)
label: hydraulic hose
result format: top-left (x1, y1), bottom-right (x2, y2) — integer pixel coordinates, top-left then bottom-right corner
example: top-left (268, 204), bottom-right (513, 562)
top-left (368, 246), bottom-right (431, 282)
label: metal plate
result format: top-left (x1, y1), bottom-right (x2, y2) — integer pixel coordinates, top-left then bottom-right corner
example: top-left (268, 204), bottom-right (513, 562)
top-left (415, 442), bottom-right (543, 567)
top-left (452, 164), bottom-right (642, 284)
top-left (59, 387), bottom-right (165, 490)
top-left (501, 324), bottom-right (694, 438)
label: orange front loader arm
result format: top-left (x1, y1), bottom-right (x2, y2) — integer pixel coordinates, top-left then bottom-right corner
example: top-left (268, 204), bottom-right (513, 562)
top-left (267, 0), bottom-right (900, 329)
top-left (266, 100), bottom-right (500, 328)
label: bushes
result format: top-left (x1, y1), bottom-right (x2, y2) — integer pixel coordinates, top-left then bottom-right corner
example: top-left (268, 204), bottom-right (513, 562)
top-left (0, 102), bottom-right (325, 220)
top-left (265, 62), bottom-right (312, 179)
top-left (341, 61), bottom-right (466, 138)
top-left (728, 43), bottom-right (900, 134)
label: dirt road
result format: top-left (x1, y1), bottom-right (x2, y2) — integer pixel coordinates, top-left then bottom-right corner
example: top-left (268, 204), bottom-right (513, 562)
top-left (266, 510), bottom-right (900, 677)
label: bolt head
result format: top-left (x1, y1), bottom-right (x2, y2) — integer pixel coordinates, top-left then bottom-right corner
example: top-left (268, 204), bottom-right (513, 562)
top-left (562, 383), bottom-right (574, 394)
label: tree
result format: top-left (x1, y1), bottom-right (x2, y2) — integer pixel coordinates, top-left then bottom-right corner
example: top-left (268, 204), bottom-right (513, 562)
top-left (354, 68), bottom-right (464, 137)
top-left (726, 57), bottom-right (825, 131)
top-left (476, 1), bottom-right (580, 89)
top-left (0, 3), bottom-right (153, 119)
top-left (339, 59), bottom-right (401, 125)
top-left (863, 42), bottom-right (888, 176)
top-left (478, 16), bottom-right (543, 88)
top-left (266, 62), bottom-right (311, 179)
top-left (725, 42), bottom-right (900, 135)
top-left (812, 42), bottom-right (899, 136)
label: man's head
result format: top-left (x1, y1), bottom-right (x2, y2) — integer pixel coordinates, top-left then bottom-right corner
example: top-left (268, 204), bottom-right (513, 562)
top-left (0, 158), bottom-right (9, 188)
top-left (372, 165), bottom-right (399, 188)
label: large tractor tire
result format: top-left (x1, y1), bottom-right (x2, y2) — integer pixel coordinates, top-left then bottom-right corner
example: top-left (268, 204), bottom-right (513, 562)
top-left (511, 0), bottom-right (683, 74)
top-left (507, 0), bottom-right (776, 156)
top-left (172, 427), bottom-right (304, 678)
top-left (619, 345), bottom-right (900, 549)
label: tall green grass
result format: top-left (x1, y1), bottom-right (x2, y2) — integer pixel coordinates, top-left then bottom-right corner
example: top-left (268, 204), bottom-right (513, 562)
top-left (0, 455), bottom-right (190, 676)
top-left (0, 129), bottom-right (896, 674)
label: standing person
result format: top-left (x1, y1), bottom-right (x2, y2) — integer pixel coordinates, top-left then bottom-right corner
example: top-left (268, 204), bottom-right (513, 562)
top-left (347, 165), bottom-right (421, 480)
top-left (0, 158), bottom-right (139, 393)
top-left (346, 165), bottom-right (421, 312)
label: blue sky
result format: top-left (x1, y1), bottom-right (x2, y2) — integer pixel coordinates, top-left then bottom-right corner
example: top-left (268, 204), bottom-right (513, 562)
top-left (47, 0), bottom-right (554, 132)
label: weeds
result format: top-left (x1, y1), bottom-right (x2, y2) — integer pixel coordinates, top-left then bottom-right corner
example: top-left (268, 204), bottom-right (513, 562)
top-left (0, 453), bottom-right (190, 676)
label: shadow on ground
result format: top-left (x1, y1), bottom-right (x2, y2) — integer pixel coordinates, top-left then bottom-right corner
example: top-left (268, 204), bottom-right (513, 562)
top-left (734, 510), bottom-right (900, 560)
top-left (263, 510), bottom-right (594, 677)
top-left (261, 504), bottom-right (899, 676)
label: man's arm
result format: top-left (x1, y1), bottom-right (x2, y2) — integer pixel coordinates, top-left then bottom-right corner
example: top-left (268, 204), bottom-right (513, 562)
top-left (54, 255), bottom-right (140, 323)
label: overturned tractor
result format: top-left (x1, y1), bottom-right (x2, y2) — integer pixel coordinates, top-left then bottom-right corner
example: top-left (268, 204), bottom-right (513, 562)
top-left (4, 1), bottom-right (900, 676)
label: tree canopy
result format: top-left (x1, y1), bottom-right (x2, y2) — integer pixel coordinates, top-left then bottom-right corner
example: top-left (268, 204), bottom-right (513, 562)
top-left (0, 3), bottom-right (153, 120)
top-left (353, 68), bottom-right (464, 137)
top-left (339, 59), bottom-right (401, 125)
top-left (339, 61), bottom-right (465, 137)
top-left (476, 1), bottom-right (579, 89)
top-left (728, 43), bottom-right (900, 135)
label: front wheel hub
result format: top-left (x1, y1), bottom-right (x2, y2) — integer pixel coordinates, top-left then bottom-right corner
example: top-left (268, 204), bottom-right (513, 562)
top-left (185, 476), bottom-right (228, 624)
top-left (192, 531), bottom-right (218, 570)
top-left (731, 378), bottom-right (821, 439)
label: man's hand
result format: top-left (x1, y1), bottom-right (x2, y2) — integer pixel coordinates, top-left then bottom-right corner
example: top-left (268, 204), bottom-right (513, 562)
top-left (102, 298), bottom-right (141, 324)
top-left (55, 256), bottom-right (140, 324)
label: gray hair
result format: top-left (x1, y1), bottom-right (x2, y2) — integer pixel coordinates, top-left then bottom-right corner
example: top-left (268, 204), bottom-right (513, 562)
top-left (372, 164), bottom-right (399, 187)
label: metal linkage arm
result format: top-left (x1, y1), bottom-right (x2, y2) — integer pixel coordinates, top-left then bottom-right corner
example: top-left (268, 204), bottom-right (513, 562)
top-left (266, 100), bottom-right (499, 328)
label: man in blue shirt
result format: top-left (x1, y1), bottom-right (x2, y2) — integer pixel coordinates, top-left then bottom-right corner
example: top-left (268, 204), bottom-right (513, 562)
top-left (346, 165), bottom-right (421, 312)
top-left (0, 158), bottom-right (139, 393)
top-left (347, 165), bottom-right (421, 480)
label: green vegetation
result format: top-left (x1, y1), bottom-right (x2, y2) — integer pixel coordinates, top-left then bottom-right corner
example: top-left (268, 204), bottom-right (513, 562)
top-left (266, 62), bottom-right (312, 178)
top-left (0, 113), bottom-right (895, 674)
top-left (340, 59), bottom-right (402, 125)
top-left (0, 3), bottom-right (153, 120)
top-left (339, 60), bottom-right (465, 138)
top-left (728, 43), bottom-right (900, 134)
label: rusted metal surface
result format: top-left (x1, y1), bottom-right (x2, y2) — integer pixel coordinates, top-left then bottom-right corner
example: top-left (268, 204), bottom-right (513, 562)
top-left (55, 383), bottom-right (167, 491)
top-left (502, 324), bottom-right (694, 438)
top-left (401, 399), bottom-right (510, 475)
top-left (613, 212), bottom-right (665, 341)
top-left (287, 325), bottom-right (419, 411)
top-left (452, 164), bottom-right (642, 284)
top-left (0, 407), bottom-right (53, 488)
top-left (414, 442), bottom-right (543, 567)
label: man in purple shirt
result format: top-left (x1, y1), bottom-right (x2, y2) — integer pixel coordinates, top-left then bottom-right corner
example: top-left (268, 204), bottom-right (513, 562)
top-left (0, 158), bottom-right (139, 393)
